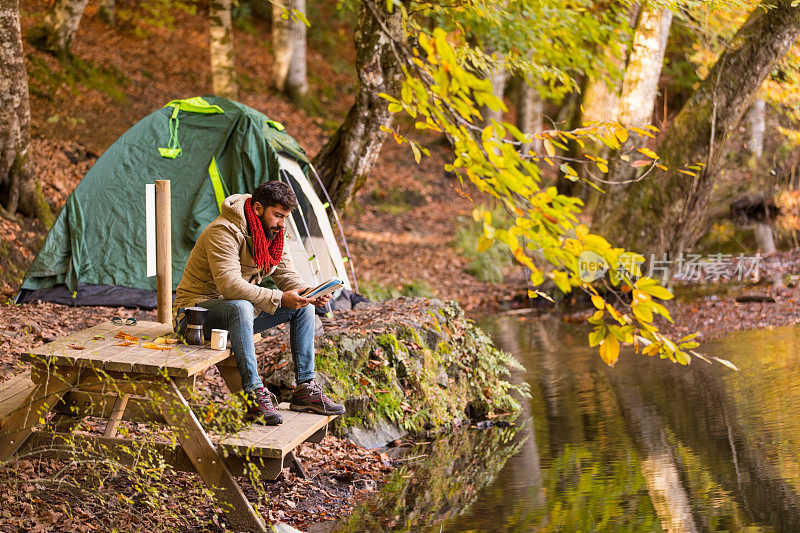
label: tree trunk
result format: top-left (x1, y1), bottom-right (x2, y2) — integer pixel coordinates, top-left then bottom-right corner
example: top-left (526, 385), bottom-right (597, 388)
top-left (516, 79), bottom-right (542, 155)
top-left (753, 221), bottom-right (776, 255)
top-left (598, 0), bottom-right (800, 258)
top-left (0, 0), bottom-right (52, 225)
top-left (595, 6), bottom-right (672, 220)
top-left (272, 0), bottom-right (308, 102)
top-left (28, 0), bottom-right (88, 57)
top-left (98, 0), bottom-right (115, 26)
top-left (481, 54), bottom-right (509, 127)
top-left (746, 98), bottom-right (766, 158)
top-left (312, 0), bottom-right (403, 210)
top-left (210, 0), bottom-right (237, 99)
top-left (617, 7), bottom-right (672, 127)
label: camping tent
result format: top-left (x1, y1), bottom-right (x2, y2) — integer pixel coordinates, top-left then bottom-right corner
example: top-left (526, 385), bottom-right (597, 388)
top-left (16, 96), bottom-right (352, 308)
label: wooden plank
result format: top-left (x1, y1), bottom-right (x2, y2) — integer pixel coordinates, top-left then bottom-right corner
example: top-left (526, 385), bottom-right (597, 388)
top-left (250, 410), bottom-right (336, 458)
top-left (24, 322), bottom-right (120, 366)
top-left (103, 394), bottom-right (131, 437)
top-left (216, 364), bottom-right (243, 393)
top-left (24, 322), bottom-right (166, 371)
top-left (98, 323), bottom-right (177, 373)
top-left (0, 371), bottom-right (36, 428)
top-left (152, 379), bottom-right (266, 532)
top-left (0, 366), bottom-right (79, 461)
top-left (218, 405), bottom-right (336, 459)
top-left (218, 411), bottom-right (303, 459)
top-left (150, 345), bottom-right (232, 378)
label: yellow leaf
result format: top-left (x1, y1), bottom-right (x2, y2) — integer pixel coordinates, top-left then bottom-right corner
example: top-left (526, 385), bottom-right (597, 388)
top-left (411, 143), bottom-right (421, 164)
top-left (591, 294), bottom-right (605, 309)
top-left (614, 126), bottom-right (628, 143)
top-left (677, 169), bottom-right (696, 176)
top-left (477, 235), bottom-right (492, 253)
top-left (543, 139), bottom-right (555, 157)
top-left (597, 162), bottom-right (609, 173)
top-left (637, 147), bottom-right (659, 159)
top-left (599, 334), bottom-right (620, 366)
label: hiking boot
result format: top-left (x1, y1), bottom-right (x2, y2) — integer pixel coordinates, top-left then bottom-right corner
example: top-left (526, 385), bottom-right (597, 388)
top-left (245, 387), bottom-right (283, 425)
top-left (290, 380), bottom-right (346, 416)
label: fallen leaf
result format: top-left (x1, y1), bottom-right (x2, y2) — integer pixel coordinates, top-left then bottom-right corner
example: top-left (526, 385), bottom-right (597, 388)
top-left (142, 342), bottom-right (173, 351)
top-left (116, 340), bottom-right (136, 347)
top-left (68, 344), bottom-right (85, 350)
top-left (114, 331), bottom-right (138, 342)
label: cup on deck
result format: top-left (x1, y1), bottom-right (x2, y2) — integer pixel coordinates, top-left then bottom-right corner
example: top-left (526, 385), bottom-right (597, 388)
top-left (210, 329), bottom-right (228, 350)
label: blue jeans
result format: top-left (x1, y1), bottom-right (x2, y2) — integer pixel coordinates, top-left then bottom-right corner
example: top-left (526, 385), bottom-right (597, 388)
top-left (197, 299), bottom-right (316, 392)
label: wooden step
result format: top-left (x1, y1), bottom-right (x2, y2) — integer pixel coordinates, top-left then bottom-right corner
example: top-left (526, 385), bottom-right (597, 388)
top-left (218, 402), bottom-right (336, 460)
top-left (0, 370), bottom-right (36, 431)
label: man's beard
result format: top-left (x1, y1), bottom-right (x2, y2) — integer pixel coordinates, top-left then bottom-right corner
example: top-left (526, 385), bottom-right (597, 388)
top-left (266, 227), bottom-right (281, 239)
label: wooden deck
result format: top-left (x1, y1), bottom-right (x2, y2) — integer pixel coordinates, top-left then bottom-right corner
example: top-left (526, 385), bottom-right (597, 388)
top-left (23, 321), bottom-right (232, 378)
top-left (1, 319), bottom-right (340, 531)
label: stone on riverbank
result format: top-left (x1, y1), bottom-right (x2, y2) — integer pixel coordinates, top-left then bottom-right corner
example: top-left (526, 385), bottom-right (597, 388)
top-left (263, 298), bottom-right (524, 446)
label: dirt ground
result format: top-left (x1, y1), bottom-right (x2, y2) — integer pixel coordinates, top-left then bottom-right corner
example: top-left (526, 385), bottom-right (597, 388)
top-left (2, 2), bottom-right (798, 531)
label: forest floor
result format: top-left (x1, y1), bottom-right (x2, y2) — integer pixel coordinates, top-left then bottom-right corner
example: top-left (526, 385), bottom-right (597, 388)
top-left (2, 1), bottom-right (799, 531)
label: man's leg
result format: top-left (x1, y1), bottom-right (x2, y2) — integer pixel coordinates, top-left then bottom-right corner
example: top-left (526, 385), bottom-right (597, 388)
top-left (252, 304), bottom-right (316, 384)
top-left (200, 299), bottom-right (263, 392)
top-left (253, 306), bottom-right (344, 416)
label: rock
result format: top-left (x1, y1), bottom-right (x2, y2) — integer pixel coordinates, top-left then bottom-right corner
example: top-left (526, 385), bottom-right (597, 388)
top-left (273, 523), bottom-right (306, 533)
top-left (344, 395), bottom-right (371, 417)
top-left (436, 369), bottom-right (449, 388)
top-left (345, 418), bottom-right (406, 449)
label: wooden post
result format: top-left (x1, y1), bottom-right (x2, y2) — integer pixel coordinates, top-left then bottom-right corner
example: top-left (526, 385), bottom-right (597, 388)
top-left (156, 180), bottom-right (172, 324)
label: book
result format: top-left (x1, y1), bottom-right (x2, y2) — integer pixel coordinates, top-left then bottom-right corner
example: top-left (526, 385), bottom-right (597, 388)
top-left (300, 278), bottom-right (344, 299)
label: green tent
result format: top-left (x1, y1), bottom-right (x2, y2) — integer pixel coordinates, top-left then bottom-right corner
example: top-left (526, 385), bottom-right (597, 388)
top-left (17, 96), bottom-right (352, 307)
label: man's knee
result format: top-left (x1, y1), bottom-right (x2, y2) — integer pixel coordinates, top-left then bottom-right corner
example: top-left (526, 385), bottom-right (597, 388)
top-left (228, 300), bottom-right (255, 321)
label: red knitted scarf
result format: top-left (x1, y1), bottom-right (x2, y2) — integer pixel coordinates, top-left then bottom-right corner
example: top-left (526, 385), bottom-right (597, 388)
top-left (244, 197), bottom-right (284, 270)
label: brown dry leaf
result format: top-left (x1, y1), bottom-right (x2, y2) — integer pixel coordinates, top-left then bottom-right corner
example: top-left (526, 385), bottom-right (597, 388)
top-left (68, 343), bottom-right (85, 350)
top-left (164, 338), bottom-right (179, 344)
top-left (115, 340), bottom-right (136, 347)
top-left (142, 342), bottom-right (173, 351)
top-left (114, 331), bottom-right (138, 342)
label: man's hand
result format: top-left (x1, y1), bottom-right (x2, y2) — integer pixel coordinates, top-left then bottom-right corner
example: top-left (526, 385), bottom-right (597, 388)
top-left (281, 289), bottom-right (313, 309)
top-left (310, 293), bottom-right (332, 308)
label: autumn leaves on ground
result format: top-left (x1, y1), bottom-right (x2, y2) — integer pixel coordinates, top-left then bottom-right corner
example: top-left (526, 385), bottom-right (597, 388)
top-left (0, 2), bottom-right (524, 530)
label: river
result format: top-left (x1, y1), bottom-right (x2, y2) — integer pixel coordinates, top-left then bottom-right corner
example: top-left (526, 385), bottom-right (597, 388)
top-left (332, 314), bottom-right (800, 532)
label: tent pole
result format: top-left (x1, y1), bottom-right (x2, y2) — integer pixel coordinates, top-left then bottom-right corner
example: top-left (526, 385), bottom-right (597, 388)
top-left (156, 180), bottom-right (172, 324)
top-left (307, 164), bottom-right (359, 293)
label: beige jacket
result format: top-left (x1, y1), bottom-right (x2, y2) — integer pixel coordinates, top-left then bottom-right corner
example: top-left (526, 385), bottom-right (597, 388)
top-left (174, 194), bottom-right (306, 317)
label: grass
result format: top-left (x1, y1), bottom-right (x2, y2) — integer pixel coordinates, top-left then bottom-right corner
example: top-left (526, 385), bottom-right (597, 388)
top-left (359, 280), bottom-right (434, 302)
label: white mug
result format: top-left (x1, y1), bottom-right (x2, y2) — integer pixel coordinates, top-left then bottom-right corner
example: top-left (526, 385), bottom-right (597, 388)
top-left (210, 329), bottom-right (228, 350)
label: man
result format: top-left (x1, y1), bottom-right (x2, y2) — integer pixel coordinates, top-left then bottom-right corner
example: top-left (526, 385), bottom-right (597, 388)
top-left (174, 180), bottom-right (346, 425)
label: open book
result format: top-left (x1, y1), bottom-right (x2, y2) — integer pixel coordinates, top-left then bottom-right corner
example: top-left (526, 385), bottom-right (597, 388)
top-left (300, 278), bottom-right (344, 299)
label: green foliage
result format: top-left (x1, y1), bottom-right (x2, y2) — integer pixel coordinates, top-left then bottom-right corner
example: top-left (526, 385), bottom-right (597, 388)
top-left (116, 0), bottom-right (198, 38)
top-left (27, 54), bottom-right (129, 104)
top-left (453, 206), bottom-right (515, 283)
top-left (367, 0), bottom-right (736, 367)
top-left (359, 280), bottom-right (434, 301)
top-left (368, 185), bottom-right (425, 214)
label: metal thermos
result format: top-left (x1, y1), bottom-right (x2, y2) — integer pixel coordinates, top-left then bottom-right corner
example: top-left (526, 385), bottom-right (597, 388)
top-left (184, 306), bottom-right (209, 345)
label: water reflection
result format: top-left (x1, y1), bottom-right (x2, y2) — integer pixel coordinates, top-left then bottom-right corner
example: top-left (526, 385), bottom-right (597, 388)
top-left (334, 316), bottom-right (800, 532)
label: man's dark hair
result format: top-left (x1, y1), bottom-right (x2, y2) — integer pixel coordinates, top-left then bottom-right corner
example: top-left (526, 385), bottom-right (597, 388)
top-left (252, 180), bottom-right (298, 211)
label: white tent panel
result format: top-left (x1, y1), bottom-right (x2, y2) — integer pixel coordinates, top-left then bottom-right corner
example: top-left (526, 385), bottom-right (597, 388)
top-left (277, 155), bottom-right (352, 290)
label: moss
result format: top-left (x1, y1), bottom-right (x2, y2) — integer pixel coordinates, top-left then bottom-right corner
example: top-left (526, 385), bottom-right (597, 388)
top-left (314, 300), bottom-right (526, 436)
top-left (27, 53), bottom-right (129, 104)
